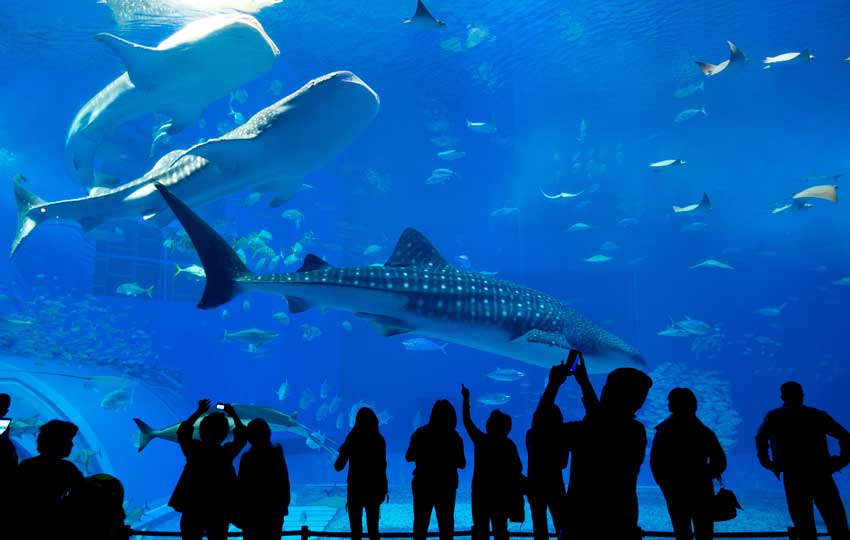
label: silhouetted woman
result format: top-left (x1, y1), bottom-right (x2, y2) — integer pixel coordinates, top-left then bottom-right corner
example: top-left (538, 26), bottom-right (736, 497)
top-left (239, 418), bottom-right (290, 540)
top-left (651, 388), bottom-right (727, 540)
top-left (406, 399), bottom-right (466, 540)
top-left (335, 407), bottom-right (387, 540)
top-left (526, 402), bottom-right (567, 540)
top-left (461, 385), bottom-right (524, 540)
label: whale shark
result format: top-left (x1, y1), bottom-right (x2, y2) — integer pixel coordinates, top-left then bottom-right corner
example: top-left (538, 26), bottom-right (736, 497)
top-left (100, 0), bottom-right (283, 27)
top-left (13, 71), bottom-right (380, 257)
top-left (155, 184), bottom-right (645, 373)
top-left (66, 14), bottom-right (280, 188)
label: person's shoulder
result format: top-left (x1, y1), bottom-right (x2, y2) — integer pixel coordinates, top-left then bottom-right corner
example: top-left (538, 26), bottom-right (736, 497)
top-left (61, 459), bottom-right (83, 477)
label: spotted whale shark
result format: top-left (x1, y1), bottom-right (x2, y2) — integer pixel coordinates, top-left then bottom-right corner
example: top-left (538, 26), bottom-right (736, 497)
top-left (12, 71), bottom-right (379, 257)
top-left (155, 184), bottom-right (645, 373)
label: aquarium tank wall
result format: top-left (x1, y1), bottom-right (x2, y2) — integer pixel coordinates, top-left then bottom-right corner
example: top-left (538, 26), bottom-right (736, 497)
top-left (1, 0), bottom-right (849, 534)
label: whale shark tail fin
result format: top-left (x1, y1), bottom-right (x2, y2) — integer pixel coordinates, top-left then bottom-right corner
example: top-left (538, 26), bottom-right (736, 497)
top-left (11, 175), bottom-right (48, 258)
top-left (95, 33), bottom-right (161, 89)
top-left (154, 183), bottom-right (252, 309)
top-left (132, 418), bottom-right (156, 452)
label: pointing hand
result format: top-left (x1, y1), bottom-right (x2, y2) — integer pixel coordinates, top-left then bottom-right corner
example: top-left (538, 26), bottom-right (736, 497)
top-left (197, 399), bottom-right (211, 413)
top-left (461, 384), bottom-right (470, 401)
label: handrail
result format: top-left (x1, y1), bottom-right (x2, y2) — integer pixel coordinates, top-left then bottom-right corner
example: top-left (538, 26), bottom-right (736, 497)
top-left (127, 525), bottom-right (828, 539)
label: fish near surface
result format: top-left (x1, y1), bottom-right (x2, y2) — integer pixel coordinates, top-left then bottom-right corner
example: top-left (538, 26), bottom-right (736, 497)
top-left (154, 184), bottom-right (645, 374)
top-left (66, 14), bottom-right (280, 188)
top-left (12, 71), bottom-right (380, 257)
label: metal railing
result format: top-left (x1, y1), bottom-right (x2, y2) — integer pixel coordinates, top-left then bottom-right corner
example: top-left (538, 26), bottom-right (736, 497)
top-left (127, 526), bottom-right (829, 539)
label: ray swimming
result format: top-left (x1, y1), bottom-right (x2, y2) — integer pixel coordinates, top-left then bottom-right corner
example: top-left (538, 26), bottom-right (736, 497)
top-left (155, 184), bottom-right (645, 373)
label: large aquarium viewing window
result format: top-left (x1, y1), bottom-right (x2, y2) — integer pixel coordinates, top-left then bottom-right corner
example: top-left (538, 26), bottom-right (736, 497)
top-left (1, 0), bottom-right (849, 537)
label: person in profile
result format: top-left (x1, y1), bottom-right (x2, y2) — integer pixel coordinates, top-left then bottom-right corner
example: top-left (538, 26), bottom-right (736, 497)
top-left (539, 351), bottom-right (652, 540)
top-left (335, 407), bottom-right (388, 540)
top-left (650, 388), bottom-right (727, 540)
top-left (12, 419), bottom-right (83, 538)
top-left (406, 399), bottom-right (466, 540)
top-left (460, 385), bottom-right (524, 540)
top-left (756, 381), bottom-right (850, 540)
top-left (169, 399), bottom-right (247, 540)
top-left (238, 418), bottom-right (290, 540)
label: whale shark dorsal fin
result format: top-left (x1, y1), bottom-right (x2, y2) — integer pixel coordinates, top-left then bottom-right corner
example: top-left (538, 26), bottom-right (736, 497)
top-left (699, 192), bottom-right (711, 210)
top-left (384, 228), bottom-right (450, 269)
top-left (297, 254), bottom-right (330, 273)
top-left (95, 33), bottom-right (162, 89)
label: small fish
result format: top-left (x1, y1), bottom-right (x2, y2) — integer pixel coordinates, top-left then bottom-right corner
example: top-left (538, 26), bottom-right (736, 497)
top-left (276, 379), bottom-right (289, 401)
top-left (437, 149), bottom-right (466, 161)
top-left (221, 309), bottom-right (230, 319)
top-left (486, 368), bottom-right (525, 382)
top-left (282, 209), bottom-right (304, 228)
top-left (567, 222), bottom-right (592, 232)
top-left (402, 337), bottom-right (448, 354)
top-left (577, 118), bottom-right (587, 143)
top-left (617, 218), bottom-right (639, 228)
top-left (477, 392), bottom-right (511, 406)
top-left (583, 254), bottom-right (611, 263)
top-left (306, 431), bottom-right (325, 450)
top-left (658, 325), bottom-right (692, 338)
top-left (268, 80), bottom-right (283, 96)
top-left (301, 324), bottom-right (322, 342)
top-left (255, 258), bottom-right (268, 271)
top-left (328, 395), bottom-right (343, 414)
top-left (284, 253), bottom-right (301, 266)
top-left (242, 300), bottom-right (251, 312)
top-left (100, 388), bottom-right (134, 411)
top-left (243, 192), bottom-right (263, 206)
top-left (341, 320), bottom-right (353, 331)
top-left (763, 49), bottom-right (814, 66)
top-left (320, 379), bottom-right (332, 399)
top-left (335, 412), bottom-right (345, 430)
top-left (674, 106), bottom-right (707, 123)
top-left (300, 388), bottom-right (317, 410)
top-left (116, 282), bottom-right (153, 298)
top-left (223, 328), bottom-right (278, 347)
top-left (315, 402), bottom-right (331, 422)
top-left (598, 241), bottom-right (619, 252)
top-left (273, 312), bottom-right (291, 325)
top-left (675, 317), bottom-right (713, 336)
top-left (690, 259), bottom-right (735, 270)
top-left (833, 277), bottom-right (850, 286)
top-left (426, 168), bottom-right (458, 185)
top-left (542, 188), bottom-right (583, 199)
top-left (377, 410), bottom-right (394, 425)
top-left (466, 120), bottom-right (497, 134)
top-left (363, 245), bottom-right (382, 256)
top-left (174, 264), bottom-right (205, 279)
top-left (490, 207), bottom-right (518, 217)
top-left (650, 159), bottom-right (686, 169)
top-left (673, 81), bottom-right (704, 99)
top-left (754, 303), bottom-right (787, 317)
top-left (454, 255), bottom-right (472, 269)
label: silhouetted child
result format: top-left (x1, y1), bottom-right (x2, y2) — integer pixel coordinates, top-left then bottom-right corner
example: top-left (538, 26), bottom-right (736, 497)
top-left (169, 399), bottom-right (247, 540)
top-left (540, 353), bottom-right (652, 540)
top-left (756, 381), bottom-right (850, 540)
top-left (335, 407), bottom-right (388, 540)
top-left (406, 399), bottom-right (466, 540)
top-left (238, 418), bottom-right (290, 540)
top-left (650, 388), bottom-right (727, 540)
top-left (13, 419), bottom-right (83, 538)
top-left (461, 385), bottom-right (524, 540)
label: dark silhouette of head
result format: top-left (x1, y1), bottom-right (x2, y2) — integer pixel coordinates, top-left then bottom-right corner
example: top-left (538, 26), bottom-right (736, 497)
top-left (199, 412), bottom-right (229, 444)
top-left (247, 418), bottom-right (272, 447)
top-left (485, 409), bottom-right (512, 438)
top-left (667, 387), bottom-right (698, 416)
top-left (0, 393), bottom-right (9, 417)
top-left (428, 399), bottom-right (457, 430)
top-left (353, 407), bottom-right (380, 434)
top-left (600, 367), bottom-right (653, 417)
top-left (780, 381), bottom-right (804, 405)
top-left (37, 419), bottom-right (78, 459)
top-left (532, 403), bottom-right (564, 430)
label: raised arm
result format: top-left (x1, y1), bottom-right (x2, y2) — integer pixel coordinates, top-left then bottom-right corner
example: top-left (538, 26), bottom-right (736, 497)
top-left (178, 399), bottom-right (210, 456)
top-left (222, 403), bottom-right (247, 458)
top-left (572, 354), bottom-right (599, 414)
top-left (461, 385), bottom-right (485, 444)
top-left (538, 352), bottom-right (576, 411)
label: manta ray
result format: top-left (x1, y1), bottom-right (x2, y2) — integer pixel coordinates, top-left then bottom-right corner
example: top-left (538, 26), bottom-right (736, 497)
top-left (155, 184), bottom-right (645, 373)
top-left (13, 71), bottom-right (379, 257)
top-left (66, 13), bottom-right (280, 188)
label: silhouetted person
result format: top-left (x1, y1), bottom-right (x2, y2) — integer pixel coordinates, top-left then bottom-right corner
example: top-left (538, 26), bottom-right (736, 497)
top-left (0, 393), bottom-right (18, 511)
top-left (13, 419), bottom-right (83, 538)
top-left (335, 407), bottom-right (388, 540)
top-left (238, 418), bottom-right (290, 540)
top-left (69, 473), bottom-right (130, 540)
top-left (406, 399), bottom-right (466, 540)
top-left (540, 352), bottom-right (652, 540)
top-left (756, 381), bottom-right (850, 540)
top-left (651, 388), bottom-right (727, 540)
top-left (169, 399), bottom-right (247, 540)
top-left (526, 357), bottom-right (595, 540)
top-left (461, 385), bottom-right (524, 540)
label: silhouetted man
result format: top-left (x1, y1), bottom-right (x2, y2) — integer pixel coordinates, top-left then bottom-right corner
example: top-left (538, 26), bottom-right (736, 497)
top-left (756, 381), bottom-right (850, 540)
top-left (238, 418), bottom-right (290, 540)
top-left (651, 388), bottom-right (727, 540)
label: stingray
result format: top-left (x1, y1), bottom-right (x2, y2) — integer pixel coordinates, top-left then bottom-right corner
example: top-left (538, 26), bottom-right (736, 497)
top-left (404, 0), bottom-right (446, 27)
top-left (792, 184), bottom-right (838, 203)
top-left (696, 40), bottom-right (746, 76)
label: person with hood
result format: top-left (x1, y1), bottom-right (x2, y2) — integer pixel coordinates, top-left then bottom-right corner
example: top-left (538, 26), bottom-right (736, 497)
top-left (461, 384), bottom-right (524, 540)
top-left (650, 388), bottom-right (727, 540)
top-left (406, 399), bottom-right (466, 540)
top-left (335, 407), bottom-right (388, 540)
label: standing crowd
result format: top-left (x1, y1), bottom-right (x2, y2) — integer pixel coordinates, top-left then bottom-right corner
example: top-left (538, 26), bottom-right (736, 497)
top-left (2, 349), bottom-right (850, 540)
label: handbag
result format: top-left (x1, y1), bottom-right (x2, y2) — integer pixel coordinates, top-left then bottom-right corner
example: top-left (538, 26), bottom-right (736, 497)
top-left (712, 478), bottom-right (742, 522)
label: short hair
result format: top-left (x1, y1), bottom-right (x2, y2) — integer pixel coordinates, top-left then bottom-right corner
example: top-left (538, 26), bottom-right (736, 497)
top-left (668, 387), bottom-right (698, 415)
top-left (246, 418), bottom-right (272, 445)
top-left (37, 419), bottom-right (79, 457)
top-left (780, 381), bottom-right (804, 404)
top-left (198, 412), bottom-right (229, 444)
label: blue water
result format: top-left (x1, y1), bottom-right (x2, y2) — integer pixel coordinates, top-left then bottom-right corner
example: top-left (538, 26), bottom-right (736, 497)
top-left (1, 0), bottom-right (850, 532)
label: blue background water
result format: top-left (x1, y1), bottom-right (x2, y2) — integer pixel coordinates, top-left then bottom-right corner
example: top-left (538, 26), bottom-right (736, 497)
top-left (1, 0), bottom-right (849, 531)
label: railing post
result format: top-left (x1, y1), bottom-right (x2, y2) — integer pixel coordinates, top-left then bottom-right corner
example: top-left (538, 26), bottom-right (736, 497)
top-left (301, 525), bottom-right (310, 540)
top-left (788, 526), bottom-right (797, 540)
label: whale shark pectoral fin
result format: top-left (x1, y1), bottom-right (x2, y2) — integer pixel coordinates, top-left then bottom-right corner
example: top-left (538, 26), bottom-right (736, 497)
top-left (513, 329), bottom-right (572, 351)
top-left (384, 228), bottom-right (450, 268)
top-left (259, 180), bottom-right (301, 208)
top-left (355, 312), bottom-right (412, 336)
top-left (164, 105), bottom-right (207, 134)
top-left (95, 33), bottom-right (162, 89)
top-left (285, 296), bottom-right (312, 314)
